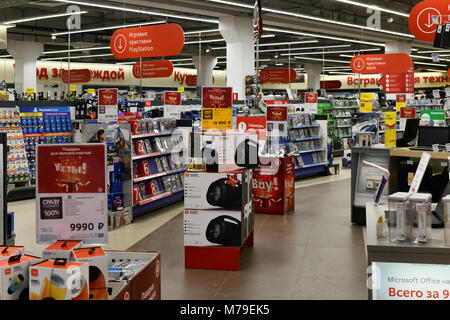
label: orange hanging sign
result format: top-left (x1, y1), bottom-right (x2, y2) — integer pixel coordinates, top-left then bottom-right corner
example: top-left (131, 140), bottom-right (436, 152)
top-left (350, 53), bottom-right (412, 74)
top-left (132, 60), bottom-right (174, 79)
top-left (408, 0), bottom-right (450, 42)
top-left (259, 69), bottom-right (297, 83)
top-left (110, 24), bottom-right (184, 59)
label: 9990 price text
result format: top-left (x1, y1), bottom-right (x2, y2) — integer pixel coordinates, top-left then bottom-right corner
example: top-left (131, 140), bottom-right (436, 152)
top-left (70, 222), bottom-right (104, 231)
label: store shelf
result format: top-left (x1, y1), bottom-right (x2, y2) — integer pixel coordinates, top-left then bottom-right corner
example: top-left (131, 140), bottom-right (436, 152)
top-left (132, 149), bottom-right (182, 161)
top-left (293, 136), bottom-right (322, 142)
top-left (132, 131), bottom-right (173, 139)
top-left (334, 115), bottom-right (352, 119)
top-left (336, 125), bottom-right (352, 128)
top-left (23, 132), bottom-right (72, 137)
top-left (333, 106), bottom-right (359, 109)
top-left (338, 135), bottom-right (352, 138)
top-left (136, 186), bottom-right (184, 207)
top-left (290, 124), bottom-right (320, 129)
top-left (133, 167), bottom-right (186, 183)
top-left (296, 148), bottom-right (325, 154)
top-left (295, 161), bottom-right (329, 169)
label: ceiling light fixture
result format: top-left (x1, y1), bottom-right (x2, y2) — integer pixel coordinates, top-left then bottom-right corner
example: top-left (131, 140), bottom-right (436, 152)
top-left (413, 61), bottom-right (448, 67)
top-left (293, 56), bottom-right (350, 64)
top-left (334, 0), bottom-right (409, 18)
top-left (43, 46), bottom-right (110, 54)
top-left (265, 45), bottom-right (351, 54)
top-left (41, 53), bottom-right (114, 61)
top-left (265, 27), bottom-right (386, 47)
top-left (184, 38), bottom-right (225, 44)
top-left (209, 0), bottom-right (412, 38)
top-left (184, 29), bottom-right (220, 34)
top-left (52, 20), bottom-right (166, 36)
top-left (2, 11), bottom-right (87, 25)
top-left (417, 49), bottom-right (450, 54)
top-left (51, 0), bottom-right (218, 24)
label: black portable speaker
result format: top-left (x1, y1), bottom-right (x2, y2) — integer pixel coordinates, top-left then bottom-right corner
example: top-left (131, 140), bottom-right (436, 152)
top-left (206, 215), bottom-right (241, 246)
top-left (234, 138), bottom-right (259, 169)
top-left (206, 178), bottom-right (242, 209)
top-left (434, 24), bottom-right (445, 48)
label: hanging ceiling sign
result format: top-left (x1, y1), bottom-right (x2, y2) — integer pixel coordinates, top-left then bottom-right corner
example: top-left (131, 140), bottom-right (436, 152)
top-left (350, 53), bottom-right (412, 74)
top-left (259, 69), bottom-right (297, 83)
top-left (132, 60), bottom-right (174, 79)
top-left (409, 0), bottom-right (450, 42)
top-left (110, 24), bottom-right (184, 59)
top-left (61, 69), bottom-right (91, 84)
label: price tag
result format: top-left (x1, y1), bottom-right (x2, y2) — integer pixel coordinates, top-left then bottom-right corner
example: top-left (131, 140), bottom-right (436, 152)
top-left (70, 85), bottom-right (76, 92)
top-left (441, 162), bottom-right (448, 167)
top-left (433, 89), bottom-right (441, 99)
top-left (432, 144), bottom-right (440, 153)
top-left (407, 160), bottom-right (414, 165)
top-left (26, 88), bottom-right (34, 94)
top-left (201, 108), bottom-right (233, 130)
top-left (384, 129), bottom-right (397, 148)
top-left (385, 112), bottom-right (396, 128)
top-left (88, 88), bottom-right (95, 94)
top-left (360, 101), bottom-right (373, 112)
top-left (178, 87), bottom-right (185, 92)
top-left (445, 88), bottom-right (450, 97)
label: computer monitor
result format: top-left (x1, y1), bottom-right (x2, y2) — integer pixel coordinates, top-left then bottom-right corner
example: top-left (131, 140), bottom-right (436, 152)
top-left (417, 126), bottom-right (450, 147)
top-left (403, 118), bottom-right (420, 140)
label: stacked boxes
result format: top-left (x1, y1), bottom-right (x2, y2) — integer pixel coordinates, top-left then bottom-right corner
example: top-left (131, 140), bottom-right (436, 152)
top-left (73, 247), bottom-right (108, 300)
top-left (184, 170), bottom-right (254, 247)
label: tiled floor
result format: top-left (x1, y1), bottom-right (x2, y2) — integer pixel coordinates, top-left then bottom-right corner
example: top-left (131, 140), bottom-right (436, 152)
top-left (128, 177), bottom-right (369, 300)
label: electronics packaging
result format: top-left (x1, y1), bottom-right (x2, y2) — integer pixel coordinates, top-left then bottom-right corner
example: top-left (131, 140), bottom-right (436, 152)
top-left (388, 192), bottom-right (412, 243)
top-left (409, 193), bottom-right (432, 244)
top-left (0, 246), bottom-right (24, 260)
top-left (29, 259), bottom-right (89, 300)
top-left (0, 254), bottom-right (41, 300)
top-left (41, 240), bottom-right (83, 261)
top-left (73, 247), bottom-right (108, 300)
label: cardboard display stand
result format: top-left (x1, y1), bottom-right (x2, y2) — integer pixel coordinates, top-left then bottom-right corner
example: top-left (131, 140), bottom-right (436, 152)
top-left (184, 169), bottom-right (254, 271)
top-left (252, 155), bottom-right (295, 215)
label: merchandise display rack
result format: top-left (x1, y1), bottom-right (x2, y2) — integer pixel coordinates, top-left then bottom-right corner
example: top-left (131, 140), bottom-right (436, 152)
top-left (330, 98), bottom-right (358, 156)
top-left (286, 113), bottom-right (329, 177)
top-left (130, 118), bottom-right (188, 217)
top-left (317, 99), bottom-right (335, 141)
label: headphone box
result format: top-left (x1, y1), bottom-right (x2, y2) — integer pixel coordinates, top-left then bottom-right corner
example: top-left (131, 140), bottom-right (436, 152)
top-left (0, 246), bottom-right (25, 261)
top-left (184, 169), bottom-right (253, 212)
top-left (74, 247), bottom-right (108, 300)
top-left (184, 207), bottom-right (254, 248)
top-left (42, 240), bottom-right (83, 261)
top-left (0, 254), bottom-right (41, 300)
top-left (29, 259), bottom-right (89, 300)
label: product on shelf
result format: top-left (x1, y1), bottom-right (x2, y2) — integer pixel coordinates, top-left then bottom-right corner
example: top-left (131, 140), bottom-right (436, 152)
top-left (0, 246), bottom-right (25, 260)
top-left (41, 240), bottom-right (82, 261)
top-left (73, 247), bottom-right (108, 300)
top-left (388, 192), bottom-right (412, 243)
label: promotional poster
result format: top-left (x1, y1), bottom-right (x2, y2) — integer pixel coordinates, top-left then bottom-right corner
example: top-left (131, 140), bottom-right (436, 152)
top-left (98, 88), bottom-right (118, 123)
top-left (36, 144), bottom-right (108, 244)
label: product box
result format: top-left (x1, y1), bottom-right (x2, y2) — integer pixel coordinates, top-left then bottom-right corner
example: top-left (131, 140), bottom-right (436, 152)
top-left (252, 156), bottom-right (295, 215)
top-left (184, 207), bottom-right (254, 248)
top-left (0, 246), bottom-right (24, 260)
top-left (184, 169), bottom-right (252, 212)
top-left (108, 280), bottom-right (131, 300)
top-left (106, 250), bottom-right (161, 300)
top-left (41, 240), bottom-right (83, 261)
top-left (0, 254), bottom-right (41, 300)
top-left (73, 247), bottom-right (108, 300)
top-left (29, 259), bottom-right (89, 300)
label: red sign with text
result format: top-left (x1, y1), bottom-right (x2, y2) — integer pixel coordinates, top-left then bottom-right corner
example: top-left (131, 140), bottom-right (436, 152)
top-left (164, 91), bottom-right (182, 106)
top-left (132, 60), bottom-right (174, 79)
top-left (61, 69), bottom-right (91, 84)
top-left (237, 116), bottom-right (267, 140)
top-left (400, 107), bottom-right (417, 118)
top-left (381, 62), bottom-right (415, 94)
top-left (202, 87), bottom-right (232, 108)
top-left (305, 92), bottom-right (318, 104)
top-left (267, 106), bottom-right (288, 122)
top-left (98, 88), bottom-right (118, 106)
top-left (409, 0), bottom-right (450, 42)
top-left (37, 144), bottom-right (106, 194)
top-left (320, 80), bottom-right (342, 90)
top-left (351, 53), bottom-right (412, 74)
top-left (264, 100), bottom-right (290, 105)
top-left (259, 69), bottom-right (297, 83)
top-left (110, 24), bottom-right (184, 59)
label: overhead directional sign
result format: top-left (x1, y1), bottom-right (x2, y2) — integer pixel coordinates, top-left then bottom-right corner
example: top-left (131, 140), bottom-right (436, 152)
top-left (409, 0), bottom-right (450, 42)
top-left (110, 24), bottom-right (184, 59)
top-left (350, 53), bottom-right (412, 74)
top-left (61, 69), bottom-right (91, 84)
top-left (132, 60), bottom-right (174, 79)
top-left (259, 68), bottom-right (297, 83)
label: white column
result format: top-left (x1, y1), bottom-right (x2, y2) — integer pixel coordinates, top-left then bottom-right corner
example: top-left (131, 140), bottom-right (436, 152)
top-left (192, 55), bottom-right (217, 87)
top-left (7, 40), bottom-right (43, 94)
top-left (385, 41), bottom-right (411, 54)
top-left (304, 63), bottom-right (323, 90)
top-left (219, 16), bottom-right (255, 100)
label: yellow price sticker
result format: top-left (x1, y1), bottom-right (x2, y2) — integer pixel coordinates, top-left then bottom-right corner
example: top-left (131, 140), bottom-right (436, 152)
top-left (385, 112), bottom-right (397, 128)
top-left (396, 101), bottom-right (406, 111)
top-left (26, 88), bottom-right (34, 94)
top-left (201, 108), bottom-right (233, 130)
top-left (360, 101), bottom-right (373, 112)
top-left (70, 85), bottom-right (76, 92)
top-left (360, 93), bottom-right (373, 102)
top-left (178, 87), bottom-right (185, 92)
top-left (385, 129), bottom-right (397, 148)
top-left (88, 88), bottom-right (95, 94)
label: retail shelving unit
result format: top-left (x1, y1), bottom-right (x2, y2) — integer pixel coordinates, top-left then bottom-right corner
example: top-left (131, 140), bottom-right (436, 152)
top-left (317, 99), bottom-right (335, 144)
top-left (131, 119), bottom-right (188, 217)
top-left (286, 113), bottom-right (329, 177)
top-left (331, 98), bottom-right (359, 156)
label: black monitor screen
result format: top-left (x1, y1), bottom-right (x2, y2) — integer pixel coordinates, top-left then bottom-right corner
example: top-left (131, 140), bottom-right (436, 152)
top-left (417, 126), bottom-right (450, 147)
top-left (403, 118), bottom-right (420, 140)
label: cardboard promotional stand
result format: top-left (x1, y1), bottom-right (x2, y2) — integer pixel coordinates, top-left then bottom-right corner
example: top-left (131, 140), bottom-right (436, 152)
top-left (184, 87), bottom-right (255, 271)
top-left (252, 155), bottom-right (295, 215)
